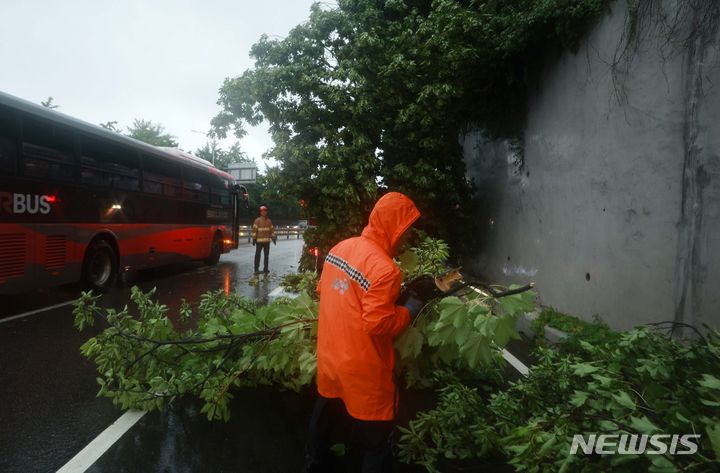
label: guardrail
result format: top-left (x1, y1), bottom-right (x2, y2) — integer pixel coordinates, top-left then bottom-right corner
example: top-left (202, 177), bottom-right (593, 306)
top-left (238, 225), bottom-right (304, 242)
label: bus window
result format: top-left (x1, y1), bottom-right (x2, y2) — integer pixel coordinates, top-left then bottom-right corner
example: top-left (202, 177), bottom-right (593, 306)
top-left (142, 155), bottom-right (181, 198)
top-left (209, 173), bottom-right (230, 207)
top-left (0, 106), bottom-right (17, 175)
top-left (182, 166), bottom-right (208, 203)
top-left (81, 137), bottom-right (140, 191)
top-left (21, 116), bottom-right (76, 181)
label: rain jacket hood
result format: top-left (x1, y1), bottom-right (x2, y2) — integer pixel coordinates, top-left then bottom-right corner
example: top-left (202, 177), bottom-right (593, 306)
top-left (361, 192), bottom-right (420, 254)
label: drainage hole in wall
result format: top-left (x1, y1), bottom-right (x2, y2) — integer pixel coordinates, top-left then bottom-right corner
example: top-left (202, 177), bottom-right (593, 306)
top-left (585, 272), bottom-right (591, 282)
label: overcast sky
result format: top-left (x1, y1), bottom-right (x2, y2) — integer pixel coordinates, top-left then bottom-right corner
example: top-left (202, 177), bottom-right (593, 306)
top-left (0, 0), bottom-right (319, 169)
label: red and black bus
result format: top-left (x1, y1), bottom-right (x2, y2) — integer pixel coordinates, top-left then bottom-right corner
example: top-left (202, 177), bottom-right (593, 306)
top-left (0, 91), bottom-right (248, 294)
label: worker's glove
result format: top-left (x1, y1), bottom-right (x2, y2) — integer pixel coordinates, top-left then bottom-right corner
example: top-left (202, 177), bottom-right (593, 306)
top-left (252, 239), bottom-right (256, 246)
top-left (402, 295), bottom-right (425, 319)
top-left (397, 275), bottom-right (443, 319)
top-left (272, 237), bottom-right (277, 245)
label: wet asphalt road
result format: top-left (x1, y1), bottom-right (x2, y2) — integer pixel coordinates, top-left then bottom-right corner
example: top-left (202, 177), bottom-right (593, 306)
top-left (0, 238), bottom-right (305, 473)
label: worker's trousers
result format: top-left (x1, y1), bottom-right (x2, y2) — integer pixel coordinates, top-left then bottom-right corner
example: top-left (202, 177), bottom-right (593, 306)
top-left (254, 242), bottom-right (270, 272)
top-left (304, 395), bottom-right (394, 473)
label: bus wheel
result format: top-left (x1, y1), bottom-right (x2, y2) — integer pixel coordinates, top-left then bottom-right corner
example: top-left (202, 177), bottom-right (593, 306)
top-left (82, 240), bottom-right (117, 291)
top-left (205, 234), bottom-right (222, 265)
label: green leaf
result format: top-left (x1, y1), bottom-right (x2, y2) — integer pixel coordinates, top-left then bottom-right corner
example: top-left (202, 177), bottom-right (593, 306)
top-left (395, 327), bottom-right (424, 360)
top-left (557, 450), bottom-right (574, 473)
top-left (330, 443), bottom-right (346, 457)
top-left (599, 420), bottom-right (618, 430)
top-left (436, 297), bottom-right (467, 329)
top-left (699, 399), bottom-right (720, 407)
top-left (459, 333), bottom-right (491, 368)
top-left (435, 342), bottom-right (459, 365)
top-left (706, 424), bottom-right (720, 461)
top-left (629, 416), bottom-right (659, 435)
top-left (229, 317), bottom-right (255, 335)
top-left (570, 390), bottom-right (589, 408)
top-left (293, 292), bottom-right (314, 312)
top-left (454, 327), bottom-right (470, 347)
top-left (538, 435), bottom-right (557, 457)
top-left (493, 315), bottom-right (518, 347)
top-left (648, 454), bottom-right (677, 473)
top-left (571, 363), bottom-right (599, 376)
top-left (473, 313), bottom-right (497, 337)
top-left (590, 374), bottom-right (613, 387)
top-left (498, 290), bottom-right (535, 316)
top-left (468, 303), bottom-right (490, 318)
top-left (397, 249), bottom-right (418, 274)
top-left (699, 374), bottom-right (720, 390)
top-left (612, 391), bottom-right (636, 410)
top-left (427, 322), bottom-right (456, 347)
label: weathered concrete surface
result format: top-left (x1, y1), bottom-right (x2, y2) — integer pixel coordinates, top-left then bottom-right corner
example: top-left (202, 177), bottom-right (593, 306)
top-left (464, 1), bottom-right (720, 331)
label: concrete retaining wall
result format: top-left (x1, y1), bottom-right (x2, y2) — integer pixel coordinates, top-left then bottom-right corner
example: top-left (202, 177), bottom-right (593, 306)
top-left (464, 1), bottom-right (720, 330)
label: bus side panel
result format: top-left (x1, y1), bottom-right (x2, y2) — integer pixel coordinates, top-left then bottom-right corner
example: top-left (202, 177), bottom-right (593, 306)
top-left (74, 224), bottom-right (155, 274)
top-left (0, 224), bottom-right (35, 294)
top-left (0, 223), bottom-right (80, 294)
top-left (76, 224), bottom-right (206, 273)
top-left (33, 224), bottom-right (81, 289)
top-left (94, 224), bottom-right (216, 273)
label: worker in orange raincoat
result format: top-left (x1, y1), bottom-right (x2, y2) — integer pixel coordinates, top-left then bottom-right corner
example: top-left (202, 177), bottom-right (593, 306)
top-left (304, 192), bottom-right (432, 473)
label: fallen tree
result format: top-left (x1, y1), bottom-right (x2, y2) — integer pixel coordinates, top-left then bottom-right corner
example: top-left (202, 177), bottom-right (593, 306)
top-left (73, 237), bottom-right (719, 471)
top-left (73, 238), bottom-right (534, 422)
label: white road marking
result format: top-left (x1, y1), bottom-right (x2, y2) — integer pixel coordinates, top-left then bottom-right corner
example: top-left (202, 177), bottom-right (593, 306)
top-left (502, 348), bottom-right (530, 376)
top-left (0, 300), bottom-right (76, 324)
top-left (56, 409), bottom-right (147, 473)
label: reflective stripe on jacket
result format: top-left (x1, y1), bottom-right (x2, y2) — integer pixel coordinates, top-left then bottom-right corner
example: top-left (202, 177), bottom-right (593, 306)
top-left (252, 216), bottom-right (275, 242)
top-left (316, 192), bottom-right (420, 421)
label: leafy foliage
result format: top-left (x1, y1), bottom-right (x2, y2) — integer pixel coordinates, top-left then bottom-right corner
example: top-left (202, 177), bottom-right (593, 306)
top-left (195, 141), bottom-right (254, 170)
top-left (212, 0), bottom-right (613, 262)
top-left (398, 382), bottom-right (504, 473)
top-left (281, 272), bottom-right (320, 296)
top-left (74, 281), bottom-right (536, 421)
top-left (242, 168), bottom-right (303, 221)
top-left (398, 326), bottom-right (720, 472)
top-left (531, 308), bottom-right (621, 354)
top-left (74, 287), bottom-right (318, 421)
top-left (398, 235), bottom-right (532, 386)
top-left (398, 236), bottom-right (451, 281)
top-left (395, 286), bottom-right (534, 388)
top-left (126, 118), bottom-right (179, 147)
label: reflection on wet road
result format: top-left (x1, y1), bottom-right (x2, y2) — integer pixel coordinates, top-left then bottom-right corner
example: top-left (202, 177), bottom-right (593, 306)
top-left (0, 240), bottom-right (304, 473)
top-left (87, 389), bottom-right (316, 473)
top-left (2, 238), bottom-right (305, 320)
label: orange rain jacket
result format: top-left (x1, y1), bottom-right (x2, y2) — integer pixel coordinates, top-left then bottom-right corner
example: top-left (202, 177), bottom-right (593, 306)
top-left (316, 192), bottom-right (420, 421)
